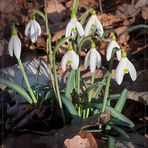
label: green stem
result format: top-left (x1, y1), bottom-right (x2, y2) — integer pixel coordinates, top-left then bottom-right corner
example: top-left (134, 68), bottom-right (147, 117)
top-left (86, 72), bottom-right (95, 118)
top-left (77, 67), bottom-right (80, 94)
top-left (101, 50), bottom-right (116, 113)
top-left (118, 24), bottom-right (148, 40)
top-left (53, 53), bottom-right (66, 125)
top-left (44, 0), bottom-right (56, 95)
top-left (72, 0), bottom-right (79, 15)
top-left (17, 59), bottom-right (37, 104)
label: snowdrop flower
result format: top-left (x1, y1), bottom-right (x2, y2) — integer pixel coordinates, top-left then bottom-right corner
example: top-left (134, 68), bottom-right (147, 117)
top-left (61, 44), bottom-right (79, 71)
top-left (116, 52), bottom-right (137, 85)
top-left (25, 15), bottom-right (41, 43)
top-left (84, 43), bottom-right (101, 73)
top-left (65, 13), bottom-right (85, 39)
top-left (106, 35), bottom-right (121, 61)
top-left (8, 26), bottom-right (21, 59)
top-left (85, 10), bottom-right (104, 37)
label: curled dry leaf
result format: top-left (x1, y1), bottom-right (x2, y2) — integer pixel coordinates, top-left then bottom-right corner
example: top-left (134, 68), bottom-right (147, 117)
top-left (64, 135), bottom-right (91, 148)
top-left (97, 13), bottom-right (122, 28)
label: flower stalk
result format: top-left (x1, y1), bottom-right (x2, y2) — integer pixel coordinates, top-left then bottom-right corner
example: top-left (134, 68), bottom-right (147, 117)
top-left (17, 59), bottom-right (37, 104)
top-left (101, 49), bottom-right (116, 113)
top-left (53, 51), bottom-right (66, 125)
top-left (86, 71), bottom-right (95, 118)
top-left (44, 0), bottom-right (56, 95)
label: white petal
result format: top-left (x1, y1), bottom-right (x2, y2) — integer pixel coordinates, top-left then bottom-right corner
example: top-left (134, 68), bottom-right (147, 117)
top-left (61, 52), bottom-right (69, 71)
top-left (113, 41), bottom-right (121, 61)
top-left (25, 21), bottom-right (31, 37)
top-left (84, 50), bottom-right (90, 69)
top-left (8, 36), bottom-right (14, 57)
top-left (96, 50), bottom-right (101, 68)
top-left (113, 41), bottom-right (120, 49)
top-left (115, 58), bottom-right (126, 85)
top-left (126, 58), bottom-right (137, 81)
top-left (116, 50), bottom-right (121, 61)
top-left (85, 16), bottom-right (94, 36)
top-left (34, 20), bottom-right (41, 36)
top-left (106, 41), bottom-right (114, 61)
top-left (95, 16), bottom-right (104, 36)
top-left (13, 36), bottom-right (21, 59)
top-left (65, 19), bottom-right (73, 37)
top-left (30, 21), bottom-right (38, 43)
top-left (69, 51), bottom-right (79, 70)
top-left (76, 20), bottom-right (85, 37)
top-left (90, 49), bottom-right (97, 73)
top-left (106, 41), bottom-right (120, 61)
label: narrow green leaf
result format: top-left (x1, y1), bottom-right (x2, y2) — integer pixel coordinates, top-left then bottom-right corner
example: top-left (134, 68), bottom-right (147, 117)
top-left (81, 78), bottom-right (88, 89)
top-left (109, 118), bottom-right (130, 127)
top-left (90, 103), bottom-right (135, 128)
top-left (65, 70), bottom-right (75, 100)
top-left (82, 129), bottom-right (102, 133)
top-left (45, 90), bottom-right (52, 100)
top-left (94, 73), bottom-right (108, 98)
top-left (54, 37), bottom-right (71, 53)
top-left (109, 94), bottom-right (120, 99)
top-left (0, 78), bottom-right (32, 104)
top-left (108, 136), bottom-right (116, 148)
top-left (115, 89), bottom-right (128, 112)
top-left (78, 36), bottom-right (92, 50)
top-left (85, 81), bottom-right (106, 94)
top-left (61, 94), bottom-right (79, 120)
top-left (33, 9), bottom-right (45, 20)
top-left (118, 24), bottom-right (148, 40)
top-left (109, 124), bottom-right (129, 139)
top-left (80, 7), bottom-right (91, 25)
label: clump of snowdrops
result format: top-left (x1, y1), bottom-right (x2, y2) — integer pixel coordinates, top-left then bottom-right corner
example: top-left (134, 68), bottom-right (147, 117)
top-left (1, 0), bottom-right (148, 147)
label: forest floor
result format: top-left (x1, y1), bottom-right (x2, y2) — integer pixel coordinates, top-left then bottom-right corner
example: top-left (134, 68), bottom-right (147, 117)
top-left (0, 0), bottom-right (148, 147)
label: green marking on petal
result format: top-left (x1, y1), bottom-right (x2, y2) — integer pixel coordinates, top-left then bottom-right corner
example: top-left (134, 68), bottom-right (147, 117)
top-left (91, 43), bottom-right (96, 48)
top-left (31, 15), bottom-right (35, 20)
top-left (67, 60), bottom-right (72, 65)
top-left (92, 24), bottom-right (96, 28)
top-left (112, 34), bottom-right (116, 41)
top-left (121, 52), bottom-right (127, 58)
top-left (68, 44), bottom-right (73, 52)
top-left (124, 68), bottom-right (128, 73)
top-left (72, 27), bottom-right (76, 32)
top-left (11, 25), bottom-right (17, 35)
top-left (71, 12), bottom-right (76, 18)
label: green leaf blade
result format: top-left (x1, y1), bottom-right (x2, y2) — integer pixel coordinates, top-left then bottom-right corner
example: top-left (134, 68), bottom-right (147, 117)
top-left (0, 78), bottom-right (33, 104)
top-left (115, 89), bottom-right (128, 112)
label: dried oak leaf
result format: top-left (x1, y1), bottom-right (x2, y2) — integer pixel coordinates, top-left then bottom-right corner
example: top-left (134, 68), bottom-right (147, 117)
top-left (66, 0), bottom-right (96, 9)
top-left (64, 131), bottom-right (98, 148)
top-left (97, 13), bottom-right (122, 28)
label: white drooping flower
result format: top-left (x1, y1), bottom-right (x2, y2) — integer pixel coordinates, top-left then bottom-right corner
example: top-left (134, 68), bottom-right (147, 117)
top-left (85, 11), bottom-right (104, 37)
top-left (25, 15), bottom-right (41, 43)
top-left (65, 13), bottom-right (85, 39)
top-left (84, 43), bottom-right (101, 73)
top-left (8, 26), bottom-right (21, 59)
top-left (61, 45), bottom-right (79, 71)
top-left (116, 52), bottom-right (137, 85)
top-left (106, 35), bottom-right (121, 61)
